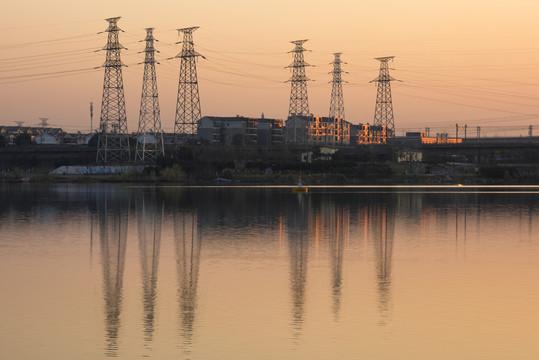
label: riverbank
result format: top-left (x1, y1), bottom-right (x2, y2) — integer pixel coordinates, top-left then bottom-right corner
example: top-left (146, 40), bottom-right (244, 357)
top-left (3, 162), bottom-right (539, 186)
top-left (2, 144), bottom-right (539, 185)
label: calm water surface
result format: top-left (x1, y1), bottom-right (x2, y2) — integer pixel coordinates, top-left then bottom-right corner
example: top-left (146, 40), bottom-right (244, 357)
top-left (1, 184), bottom-right (538, 359)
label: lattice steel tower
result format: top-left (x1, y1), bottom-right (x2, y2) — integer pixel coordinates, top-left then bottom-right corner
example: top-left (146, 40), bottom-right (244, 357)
top-left (96, 17), bottom-right (130, 163)
top-left (174, 27), bottom-right (204, 144)
top-left (371, 56), bottom-right (397, 139)
top-left (329, 52), bottom-right (346, 119)
top-left (287, 40), bottom-right (311, 117)
top-left (135, 28), bottom-right (164, 163)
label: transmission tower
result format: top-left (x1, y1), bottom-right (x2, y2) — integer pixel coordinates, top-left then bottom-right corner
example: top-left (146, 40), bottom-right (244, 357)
top-left (135, 28), bottom-right (164, 163)
top-left (329, 52), bottom-right (347, 119)
top-left (39, 117), bottom-right (49, 128)
top-left (371, 56), bottom-right (398, 140)
top-left (38, 117), bottom-right (49, 143)
top-left (287, 39), bottom-right (312, 117)
top-left (173, 27), bottom-right (204, 145)
top-left (96, 17), bottom-right (130, 163)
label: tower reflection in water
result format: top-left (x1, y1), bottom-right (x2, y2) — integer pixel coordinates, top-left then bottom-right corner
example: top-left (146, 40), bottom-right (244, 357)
top-left (327, 203), bottom-right (347, 321)
top-left (174, 206), bottom-right (202, 351)
top-left (287, 194), bottom-right (309, 338)
top-left (97, 189), bottom-right (129, 357)
top-left (92, 187), bottom-right (400, 355)
top-left (373, 200), bottom-right (395, 324)
top-left (135, 190), bottom-right (163, 346)
top-left (286, 192), bottom-right (397, 335)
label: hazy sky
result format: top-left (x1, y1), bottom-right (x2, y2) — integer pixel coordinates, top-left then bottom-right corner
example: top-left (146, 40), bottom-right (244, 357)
top-left (1, 0), bottom-right (538, 136)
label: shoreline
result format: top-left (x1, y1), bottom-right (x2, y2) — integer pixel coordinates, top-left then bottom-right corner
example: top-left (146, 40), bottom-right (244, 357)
top-left (2, 172), bottom-right (539, 187)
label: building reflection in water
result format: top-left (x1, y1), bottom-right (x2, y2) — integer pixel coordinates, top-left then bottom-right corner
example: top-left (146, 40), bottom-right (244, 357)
top-left (136, 191), bottom-right (163, 346)
top-left (174, 209), bottom-right (202, 349)
top-left (97, 189), bottom-right (129, 357)
top-left (287, 194), bottom-right (310, 338)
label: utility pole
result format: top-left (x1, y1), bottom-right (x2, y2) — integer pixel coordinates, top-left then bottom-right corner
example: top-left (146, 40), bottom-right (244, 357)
top-left (464, 124), bottom-right (467, 140)
top-left (287, 40), bottom-right (311, 117)
top-left (173, 27), bottom-right (204, 146)
top-left (96, 17), bottom-right (130, 163)
top-left (456, 123), bottom-right (459, 141)
top-left (371, 57), bottom-right (398, 142)
top-left (135, 28), bottom-right (165, 163)
top-left (90, 102), bottom-right (94, 133)
top-left (477, 126), bottom-right (481, 144)
top-left (329, 52), bottom-right (346, 120)
top-left (529, 125), bottom-right (533, 137)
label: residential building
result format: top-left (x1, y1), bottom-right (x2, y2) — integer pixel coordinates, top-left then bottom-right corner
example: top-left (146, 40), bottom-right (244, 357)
top-left (198, 116), bottom-right (284, 146)
top-left (285, 115), bottom-right (350, 145)
top-left (350, 124), bottom-right (393, 144)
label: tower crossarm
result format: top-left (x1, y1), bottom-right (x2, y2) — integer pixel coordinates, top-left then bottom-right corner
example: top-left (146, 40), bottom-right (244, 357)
top-left (289, 39), bottom-right (309, 50)
top-left (286, 61), bottom-right (311, 68)
top-left (177, 26), bottom-right (200, 33)
top-left (104, 17), bottom-right (122, 32)
top-left (140, 28), bottom-right (158, 64)
top-left (175, 27), bottom-right (205, 59)
top-left (286, 74), bottom-right (311, 83)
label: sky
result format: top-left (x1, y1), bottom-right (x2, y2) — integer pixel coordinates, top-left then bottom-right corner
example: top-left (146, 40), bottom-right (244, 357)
top-left (1, 0), bottom-right (538, 136)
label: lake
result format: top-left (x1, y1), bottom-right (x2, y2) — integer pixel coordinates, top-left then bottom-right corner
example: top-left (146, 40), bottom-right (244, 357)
top-left (1, 184), bottom-right (538, 359)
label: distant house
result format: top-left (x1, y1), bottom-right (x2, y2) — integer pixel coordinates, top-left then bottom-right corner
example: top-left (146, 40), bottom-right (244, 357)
top-left (135, 133), bottom-right (158, 145)
top-left (0, 125), bottom-right (64, 145)
top-left (35, 133), bottom-right (57, 144)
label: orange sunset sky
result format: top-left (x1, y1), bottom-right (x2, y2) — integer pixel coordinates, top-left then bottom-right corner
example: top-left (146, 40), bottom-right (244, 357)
top-left (1, 0), bottom-right (538, 136)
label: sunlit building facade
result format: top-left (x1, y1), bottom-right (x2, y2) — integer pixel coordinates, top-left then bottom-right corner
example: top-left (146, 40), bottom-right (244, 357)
top-left (285, 115), bottom-right (351, 145)
top-left (393, 132), bottom-right (463, 145)
top-left (350, 124), bottom-right (393, 145)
